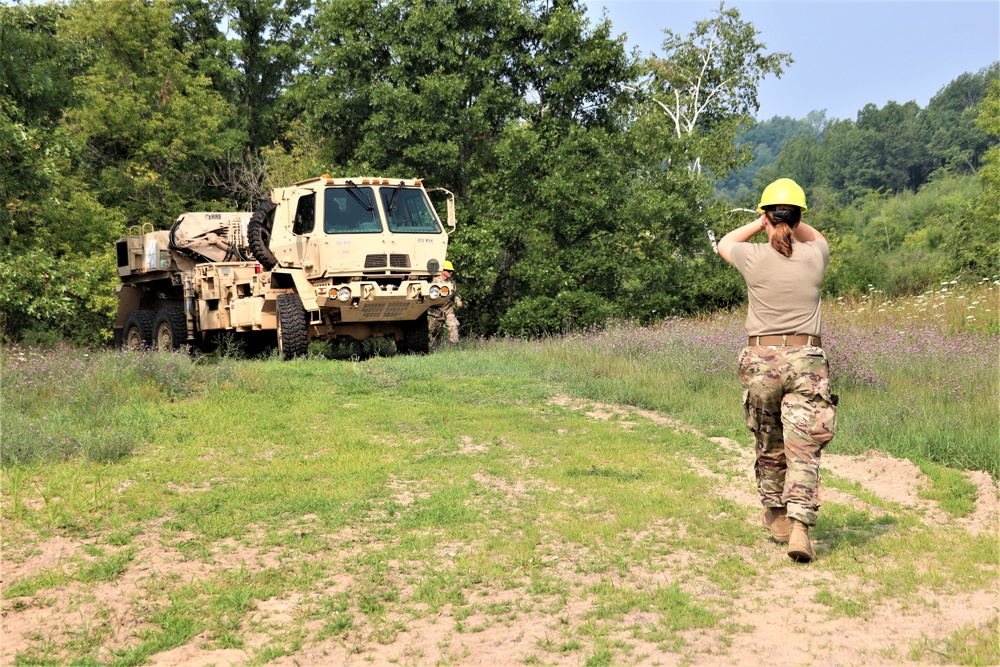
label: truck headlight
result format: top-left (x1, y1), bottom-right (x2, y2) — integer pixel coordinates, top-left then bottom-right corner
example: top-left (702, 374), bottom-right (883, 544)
top-left (337, 287), bottom-right (352, 302)
top-left (429, 285), bottom-right (441, 299)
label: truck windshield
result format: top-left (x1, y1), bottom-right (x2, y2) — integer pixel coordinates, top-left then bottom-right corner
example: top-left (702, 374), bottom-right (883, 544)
top-left (324, 187), bottom-right (382, 234)
top-left (380, 187), bottom-right (442, 233)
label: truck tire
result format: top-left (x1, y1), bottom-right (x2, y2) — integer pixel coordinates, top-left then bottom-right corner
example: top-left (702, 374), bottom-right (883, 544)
top-left (401, 312), bottom-right (430, 355)
top-left (153, 306), bottom-right (187, 350)
top-left (276, 293), bottom-right (308, 360)
top-left (123, 311), bottom-right (154, 349)
top-left (248, 200), bottom-right (279, 270)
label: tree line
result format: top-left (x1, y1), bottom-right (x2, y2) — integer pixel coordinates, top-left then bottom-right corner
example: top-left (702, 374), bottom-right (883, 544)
top-left (1, 0), bottom-right (997, 346)
top-left (720, 64), bottom-right (998, 296)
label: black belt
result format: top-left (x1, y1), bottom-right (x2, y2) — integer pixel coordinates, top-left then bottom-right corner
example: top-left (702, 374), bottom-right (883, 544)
top-left (748, 335), bottom-right (822, 347)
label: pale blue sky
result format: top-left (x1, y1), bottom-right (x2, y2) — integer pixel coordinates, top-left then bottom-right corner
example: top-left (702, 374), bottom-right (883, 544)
top-left (582, 0), bottom-right (1000, 121)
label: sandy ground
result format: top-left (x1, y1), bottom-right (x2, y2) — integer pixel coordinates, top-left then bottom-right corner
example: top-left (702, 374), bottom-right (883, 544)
top-left (2, 397), bottom-right (998, 666)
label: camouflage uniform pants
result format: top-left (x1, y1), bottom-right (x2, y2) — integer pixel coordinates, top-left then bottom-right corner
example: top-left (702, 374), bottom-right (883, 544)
top-left (738, 345), bottom-right (837, 527)
top-left (428, 309), bottom-right (460, 345)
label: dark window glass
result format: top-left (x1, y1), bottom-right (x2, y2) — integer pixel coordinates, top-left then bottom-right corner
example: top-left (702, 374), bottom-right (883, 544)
top-left (324, 187), bottom-right (381, 233)
top-left (292, 193), bottom-right (315, 235)
top-left (381, 188), bottom-right (442, 233)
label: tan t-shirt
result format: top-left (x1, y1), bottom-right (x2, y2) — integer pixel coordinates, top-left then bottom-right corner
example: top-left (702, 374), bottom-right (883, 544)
top-left (729, 241), bottom-right (829, 337)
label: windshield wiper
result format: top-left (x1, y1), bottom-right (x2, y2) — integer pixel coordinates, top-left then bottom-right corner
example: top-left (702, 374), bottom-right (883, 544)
top-left (386, 180), bottom-right (405, 214)
top-left (344, 180), bottom-right (374, 211)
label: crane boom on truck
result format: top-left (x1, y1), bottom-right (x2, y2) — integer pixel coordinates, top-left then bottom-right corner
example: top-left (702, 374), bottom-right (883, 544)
top-left (114, 175), bottom-right (456, 358)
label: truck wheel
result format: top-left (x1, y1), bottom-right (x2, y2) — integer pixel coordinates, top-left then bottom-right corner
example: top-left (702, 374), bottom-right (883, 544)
top-left (276, 293), bottom-right (308, 360)
top-left (153, 306), bottom-right (187, 350)
top-left (248, 200), bottom-right (279, 270)
top-left (123, 311), bottom-right (154, 349)
top-left (402, 312), bottom-right (430, 355)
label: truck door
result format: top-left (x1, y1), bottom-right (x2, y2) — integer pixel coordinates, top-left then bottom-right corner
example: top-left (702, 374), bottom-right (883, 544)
top-left (291, 193), bottom-right (318, 277)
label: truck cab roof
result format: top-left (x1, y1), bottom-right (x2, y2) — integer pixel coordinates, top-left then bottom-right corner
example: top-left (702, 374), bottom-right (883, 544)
top-left (292, 175), bottom-right (425, 189)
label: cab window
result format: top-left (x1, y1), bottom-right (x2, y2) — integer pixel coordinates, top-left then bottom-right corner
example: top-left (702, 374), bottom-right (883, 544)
top-left (381, 188), bottom-right (442, 233)
top-left (292, 193), bottom-right (315, 235)
top-left (324, 186), bottom-right (382, 233)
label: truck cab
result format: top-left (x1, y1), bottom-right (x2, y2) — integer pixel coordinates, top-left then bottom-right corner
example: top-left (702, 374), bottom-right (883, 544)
top-left (266, 176), bottom-right (452, 281)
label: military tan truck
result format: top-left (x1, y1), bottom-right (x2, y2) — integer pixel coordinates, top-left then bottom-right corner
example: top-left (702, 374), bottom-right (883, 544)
top-left (114, 175), bottom-right (456, 358)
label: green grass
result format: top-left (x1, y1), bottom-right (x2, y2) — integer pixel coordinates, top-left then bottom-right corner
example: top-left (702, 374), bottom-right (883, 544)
top-left (916, 460), bottom-right (980, 516)
top-left (910, 616), bottom-right (1000, 666)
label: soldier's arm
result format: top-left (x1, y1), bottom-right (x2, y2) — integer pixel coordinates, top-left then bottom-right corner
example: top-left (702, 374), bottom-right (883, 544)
top-left (718, 216), bottom-right (766, 265)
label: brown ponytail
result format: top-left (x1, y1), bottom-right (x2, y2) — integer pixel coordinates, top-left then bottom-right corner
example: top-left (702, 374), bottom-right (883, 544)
top-left (766, 211), bottom-right (795, 257)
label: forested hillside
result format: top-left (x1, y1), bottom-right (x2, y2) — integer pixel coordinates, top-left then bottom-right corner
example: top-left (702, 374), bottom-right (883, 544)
top-left (1, 1), bottom-right (997, 346)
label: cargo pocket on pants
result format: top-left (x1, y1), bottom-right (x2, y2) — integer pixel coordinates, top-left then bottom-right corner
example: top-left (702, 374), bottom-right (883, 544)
top-left (742, 389), bottom-right (761, 433)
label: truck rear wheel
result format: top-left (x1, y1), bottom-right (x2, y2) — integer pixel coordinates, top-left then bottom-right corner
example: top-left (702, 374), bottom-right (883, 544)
top-left (123, 311), bottom-right (154, 349)
top-left (401, 312), bottom-right (430, 355)
top-left (276, 293), bottom-right (308, 360)
top-left (248, 200), bottom-right (279, 270)
top-left (153, 306), bottom-right (187, 350)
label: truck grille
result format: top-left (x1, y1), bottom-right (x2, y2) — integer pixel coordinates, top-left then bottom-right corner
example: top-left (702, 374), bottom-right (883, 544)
top-left (362, 302), bottom-right (411, 319)
top-left (364, 254), bottom-right (411, 269)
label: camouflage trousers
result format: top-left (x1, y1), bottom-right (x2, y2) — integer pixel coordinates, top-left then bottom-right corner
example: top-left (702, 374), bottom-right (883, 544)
top-left (428, 309), bottom-right (460, 346)
top-left (738, 345), bottom-right (837, 527)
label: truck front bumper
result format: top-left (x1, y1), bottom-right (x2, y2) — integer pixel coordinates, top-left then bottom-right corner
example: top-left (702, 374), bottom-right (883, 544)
top-left (315, 280), bottom-right (449, 323)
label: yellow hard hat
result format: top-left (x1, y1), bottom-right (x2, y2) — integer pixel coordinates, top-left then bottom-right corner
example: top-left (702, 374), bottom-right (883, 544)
top-left (757, 178), bottom-right (808, 213)
top-left (442, 260), bottom-right (455, 271)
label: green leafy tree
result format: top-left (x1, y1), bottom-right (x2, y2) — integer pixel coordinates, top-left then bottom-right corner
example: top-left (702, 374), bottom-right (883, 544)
top-left (172, 0), bottom-right (311, 208)
top-left (225, 0), bottom-right (310, 151)
top-left (0, 4), bottom-right (121, 344)
top-left (758, 133), bottom-right (821, 194)
top-left (1, 0), bottom-right (241, 344)
top-left (855, 100), bottom-right (930, 192)
top-left (923, 63), bottom-right (999, 175)
top-left (171, 0), bottom-right (234, 101)
top-left (953, 77), bottom-right (1000, 277)
top-left (489, 2), bottom-right (793, 331)
top-left (462, 4), bottom-right (641, 333)
top-left (61, 0), bottom-right (237, 226)
top-left (300, 0), bottom-right (539, 198)
top-left (638, 2), bottom-right (791, 179)
top-left (0, 3), bottom-right (80, 245)
top-left (482, 2), bottom-right (792, 332)
top-left (761, 63), bottom-right (998, 207)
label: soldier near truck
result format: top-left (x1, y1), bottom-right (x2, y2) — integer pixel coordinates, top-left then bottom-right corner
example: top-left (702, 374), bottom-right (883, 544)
top-left (114, 176), bottom-right (457, 358)
top-left (428, 260), bottom-right (462, 348)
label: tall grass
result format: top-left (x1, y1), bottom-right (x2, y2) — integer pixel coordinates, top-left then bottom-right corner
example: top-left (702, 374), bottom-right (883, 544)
top-left (1, 345), bottom-right (242, 466)
top-left (457, 277), bottom-right (999, 477)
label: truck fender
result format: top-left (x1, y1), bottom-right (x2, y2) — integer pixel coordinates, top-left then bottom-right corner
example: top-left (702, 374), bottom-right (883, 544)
top-left (115, 285), bottom-right (143, 328)
top-left (272, 268), bottom-right (320, 313)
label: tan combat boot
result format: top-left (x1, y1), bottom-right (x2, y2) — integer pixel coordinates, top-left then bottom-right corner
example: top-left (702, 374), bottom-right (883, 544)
top-left (787, 519), bottom-right (815, 563)
top-left (761, 507), bottom-right (790, 543)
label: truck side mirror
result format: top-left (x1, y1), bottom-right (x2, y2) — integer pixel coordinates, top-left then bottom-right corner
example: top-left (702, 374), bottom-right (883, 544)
top-left (428, 188), bottom-right (457, 232)
top-left (446, 197), bottom-right (456, 231)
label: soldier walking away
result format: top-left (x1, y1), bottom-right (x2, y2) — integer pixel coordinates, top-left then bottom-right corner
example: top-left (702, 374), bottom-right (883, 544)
top-left (429, 260), bottom-right (463, 348)
top-left (717, 178), bottom-right (838, 563)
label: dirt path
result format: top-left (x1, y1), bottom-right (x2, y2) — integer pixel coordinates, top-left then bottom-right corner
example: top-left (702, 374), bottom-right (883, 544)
top-left (2, 398), bottom-right (998, 666)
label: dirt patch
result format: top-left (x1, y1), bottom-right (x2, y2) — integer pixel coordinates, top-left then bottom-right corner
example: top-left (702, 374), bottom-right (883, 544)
top-left (824, 452), bottom-right (1000, 536)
